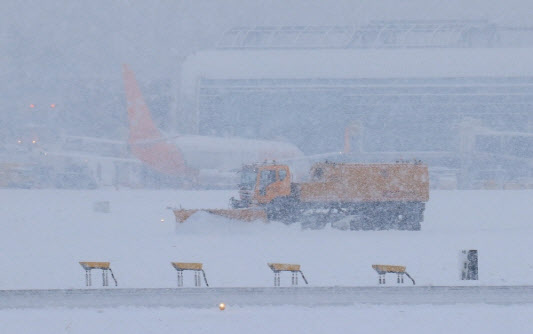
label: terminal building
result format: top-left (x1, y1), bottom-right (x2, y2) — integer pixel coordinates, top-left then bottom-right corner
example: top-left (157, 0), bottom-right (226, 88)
top-left (177, 20), bottom-right (533, 189)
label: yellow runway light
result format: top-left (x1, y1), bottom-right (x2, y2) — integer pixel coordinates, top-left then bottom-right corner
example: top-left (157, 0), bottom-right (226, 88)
top-left (218, 303), bottom-right (226, 311)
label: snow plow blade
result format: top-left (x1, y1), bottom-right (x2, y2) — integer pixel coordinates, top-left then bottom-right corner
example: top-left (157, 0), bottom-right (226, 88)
top-left (173, 208), bottom-right (268, 223)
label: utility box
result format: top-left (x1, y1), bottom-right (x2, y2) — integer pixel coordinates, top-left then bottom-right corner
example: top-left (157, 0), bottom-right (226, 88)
top-left (460, 250), bottom-right (478, 280)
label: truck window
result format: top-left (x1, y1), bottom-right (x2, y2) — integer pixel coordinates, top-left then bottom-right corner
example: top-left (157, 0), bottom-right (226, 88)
top-left (261, 170), bottom-right (276, 185)
top-left (312, 167), bottom-right (324, 181)
top-left (259, 170), bottom-right (276, 195)
top-left (279, 170), bottom-right (287, 181)
top-left (240, 169), bottom-right (257, 189)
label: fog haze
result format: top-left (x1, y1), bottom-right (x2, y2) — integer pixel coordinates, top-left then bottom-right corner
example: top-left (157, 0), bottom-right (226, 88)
top-left (1, 1), bottom-right (533, 189)
top-left (3, 0), bottom-right (533, 90)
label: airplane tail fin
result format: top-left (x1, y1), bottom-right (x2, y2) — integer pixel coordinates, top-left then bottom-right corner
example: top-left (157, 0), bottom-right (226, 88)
top-left (122, 64), bottom-right (197, 178)
top-left (122, 64), bottom-right (164, 144)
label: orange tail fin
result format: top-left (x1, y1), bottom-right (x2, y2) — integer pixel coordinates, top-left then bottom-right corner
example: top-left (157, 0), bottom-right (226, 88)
top-left (122, 64), bottom-right (196, 178)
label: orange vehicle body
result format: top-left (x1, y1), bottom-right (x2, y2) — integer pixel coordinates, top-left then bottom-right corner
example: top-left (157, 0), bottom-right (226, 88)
top-left (174, 161), bottom-right (430, 230)
top-left (250, 164), bottom-right (292, 205)
top-left (299, 162), bottom-right (429, 203)
top-left (237, 161), bottom-right (428, 205)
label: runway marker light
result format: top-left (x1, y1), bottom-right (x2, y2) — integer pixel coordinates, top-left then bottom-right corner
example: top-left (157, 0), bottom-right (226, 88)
top-left (29, 104), bottom-right (35, 108)
top-left (17, 140), bottom-right (22, 144)
top-left (32, 140), bottom-right (37, 144)
top-left (267, 263), bottom-right (308, 286)
top-left (171, 262), bottom-right (209, 287)
top-left (219, 303), bottom-right (226, 311)
top-left (50, 104), bottom-right (56, 108)
top-left (160, 218), bottom-right (165, 222)
top-left (79, 261), bottom-right (118, 287)
top-left (372, 264), bottom-right (415, 285)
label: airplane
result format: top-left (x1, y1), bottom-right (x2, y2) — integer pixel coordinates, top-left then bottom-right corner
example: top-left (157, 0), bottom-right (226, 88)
top-left (122, 64), bottom-right (305, 187)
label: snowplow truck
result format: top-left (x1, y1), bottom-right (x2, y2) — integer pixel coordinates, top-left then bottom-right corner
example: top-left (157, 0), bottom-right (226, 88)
top-left (174, 161), bottom-right (429, 230)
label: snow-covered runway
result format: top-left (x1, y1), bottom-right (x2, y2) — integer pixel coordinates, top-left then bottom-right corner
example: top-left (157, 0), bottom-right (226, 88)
top-left (1, 189), bottom-right (533, 333)
top-left (3, 285), bottom-right (533, 309)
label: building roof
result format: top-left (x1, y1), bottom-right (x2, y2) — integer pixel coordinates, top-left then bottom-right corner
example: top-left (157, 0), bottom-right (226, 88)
top-left (181, 48), bottom-right (533, 96)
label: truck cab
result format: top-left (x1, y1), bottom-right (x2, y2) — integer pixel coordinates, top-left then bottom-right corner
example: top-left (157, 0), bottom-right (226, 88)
top-left (232, 163), bottom-right (292, 208)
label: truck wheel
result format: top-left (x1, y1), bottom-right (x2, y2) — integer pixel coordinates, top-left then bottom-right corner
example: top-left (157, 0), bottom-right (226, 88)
top-left (266, 197), bottom-right (296, 224)
top-left (405, 220), bottom-right (421, 231)
top-left (361, 216), bottom-right (374, 231)
top-left (349, 215), bottom-right (363, 230)
top-left (399, 214), bottom-right (421, 230)
top-left (398, 202), bottom-right (423, 231)
top-left (301, 215), bottom-right (328, 229)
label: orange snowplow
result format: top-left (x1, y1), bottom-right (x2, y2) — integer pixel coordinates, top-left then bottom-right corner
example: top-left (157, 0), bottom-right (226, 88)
top-left (173, 161), bottom-right (429, 230)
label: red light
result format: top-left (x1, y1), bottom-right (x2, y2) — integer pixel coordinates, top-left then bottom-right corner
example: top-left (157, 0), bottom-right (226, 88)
top-left (50, 104), bottom-right (56, 108)
top-left (29, 104), bottom-right (35, 108)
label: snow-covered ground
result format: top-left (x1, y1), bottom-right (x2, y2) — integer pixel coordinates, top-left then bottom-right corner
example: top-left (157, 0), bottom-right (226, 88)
top-left (1, 189), bottom-right (532, 289)
top-left (1, 189), bottom-right (532, 332)
top-left (2, 304), bottom-right (533, 334)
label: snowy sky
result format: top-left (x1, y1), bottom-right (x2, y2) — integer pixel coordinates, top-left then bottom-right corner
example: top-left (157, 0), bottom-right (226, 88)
top-left (2, 0), bottom-right (533, 81)
top-left (2, 0), bottom-right (533, 141)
